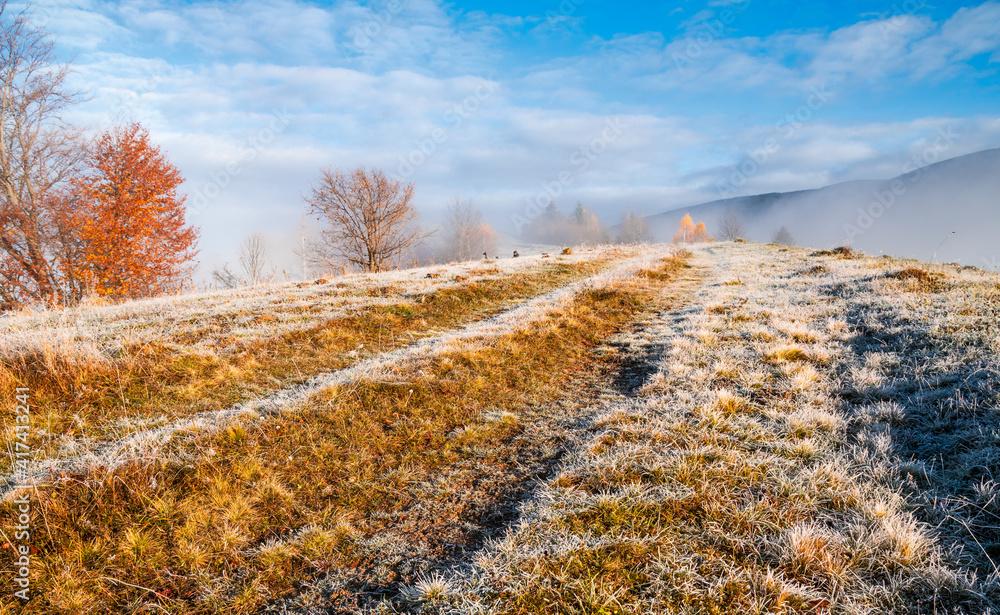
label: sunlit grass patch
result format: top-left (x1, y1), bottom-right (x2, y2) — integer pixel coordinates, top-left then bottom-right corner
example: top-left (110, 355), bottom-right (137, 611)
top-left (885, 267), bottom-right (949, 293)
top-left (779, 322), bottom-right (822, 344)
top-left (781, 438), bottom-right (821, 461)
top-left (557, 492), bottom-right (705, 537)
top-left (747, 324), bottom-right (776, 342)
top-left (712, 357), bottom-right (741, 380)
top-left (1, 254), bottom-right (689, 614)
top-left (786, 408), bottom-right (842, 438)
top-left (494, 543), bottom-right (657, 614)
top-left (765, 344), bottom-right (812, 364)
top-left (10, 242), bottom-right (996, 614)
top-left (775, 522), bottom-right (849, 587)
top-left (788, 363), bottom-right (821, 392)
top-left (399, 571), bottom-right (458, 607)
top-left (713, 389), bottom-right (753, 415)
top-left (0, 258), bottom-right (618, 450)
top-left (467, 243), bottom-right (986, 615)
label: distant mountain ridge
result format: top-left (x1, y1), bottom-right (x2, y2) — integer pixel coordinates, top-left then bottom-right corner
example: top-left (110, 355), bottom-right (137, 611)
top-left (650, 148), bottom-right (1000, 267)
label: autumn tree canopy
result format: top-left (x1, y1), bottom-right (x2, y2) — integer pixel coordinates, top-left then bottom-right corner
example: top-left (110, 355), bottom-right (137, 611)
top-left (0, 8), bottom-right (198, 309)
top-left (673, 213), bottom-right (713, 244)
top-left (73, 121), bottom-right (199, 300)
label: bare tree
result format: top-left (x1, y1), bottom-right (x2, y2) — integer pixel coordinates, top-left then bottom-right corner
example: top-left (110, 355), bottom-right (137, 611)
top-left (211, 233), bottom-right (272, 288)
top-left (772, 226), bottom-right (796, 246)
top-left (237, 232), bottom-right (270, 285)
top-left (304, 166), bottom-right (430, 273)
top-left (0, 2), bottom-right (86, 308)
top-left (298, 211), bottom-right (309, 280)
top-left (618, 209), bottom-right (651, 245)
top-left (717, 211), bottom-right (745, 241)
top-left (439, 198), bottom-right (497, 261)
top-left (210, 263), bottom-right (241, 290)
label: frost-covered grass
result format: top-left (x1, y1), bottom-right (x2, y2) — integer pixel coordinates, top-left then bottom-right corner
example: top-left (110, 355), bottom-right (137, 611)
top-left (0, 251), bottom-right (689, 615)
top-left (0, 247), bottom-right (678, 494)
top-left (432, 243), bottom-right (1000, 615)
top-left (5, 241), bottom-right (1000, 615)
top-left (0, 246), bottom-right (653, 472)
top-left (0, 250), bottom-right (621, 356)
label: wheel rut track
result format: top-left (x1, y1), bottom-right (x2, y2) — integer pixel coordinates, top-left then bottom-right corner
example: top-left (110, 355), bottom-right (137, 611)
top-left (0, 251), bottom-right (675, 499)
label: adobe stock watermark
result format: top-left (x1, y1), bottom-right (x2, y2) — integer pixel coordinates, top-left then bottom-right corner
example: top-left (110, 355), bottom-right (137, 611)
top-left (983, 255), bottom-right (999, 272)
top-left (510, 117), bottom-right (626, 235)
top-left (396, 76), bottom-right (498, 178)
top-left (24, 0), bottom-right (69, 29)
top-left (112, 64), bottom-right (163, 114)
top-left (346, 0), bottom-right (404, 53)
top-left (878, 0), bottom-right (926, 40)
top-left (10, 387), bottom-right (32, 601)
top-left (189, 108), bottom-right (294, 215)
top-left (716, 83), bottom-right (832, 198)
top-left (842, 126), bottom-right (959, 244)
top-left (672, 0), bottom-right (752, 72)
top-left (546, 0), bottom-right (586, 25)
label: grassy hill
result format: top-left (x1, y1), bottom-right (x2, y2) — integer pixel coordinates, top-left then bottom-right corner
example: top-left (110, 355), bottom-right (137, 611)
top-left (649, 148), bottom-right (1000, 267)
top-left (2, 242), bottom-right (1000, 614)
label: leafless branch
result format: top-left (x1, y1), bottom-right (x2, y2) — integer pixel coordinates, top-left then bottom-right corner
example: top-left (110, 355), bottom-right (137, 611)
top-left (237, 232), bottom-right (270, 285)
top-left (303, 166), bottom-right (432, 273)
top-left (717, 211), bottom-right (745, 241)
top-left (0, 2), bottom-right (87, 308)
top-left (439, 198), bottom-right (497, 261)
top-left (211, 263), bottom-right (242, 290)
top-left (618, 209), bottom-right (651, 245)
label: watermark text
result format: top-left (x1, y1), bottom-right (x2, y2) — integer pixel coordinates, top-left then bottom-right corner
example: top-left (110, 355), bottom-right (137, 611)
top-left (11, 387), bottom-right (32, 601)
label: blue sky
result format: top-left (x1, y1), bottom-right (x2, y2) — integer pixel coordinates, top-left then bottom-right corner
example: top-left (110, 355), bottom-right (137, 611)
top-left (20, 0), bottom-right (1000, 274)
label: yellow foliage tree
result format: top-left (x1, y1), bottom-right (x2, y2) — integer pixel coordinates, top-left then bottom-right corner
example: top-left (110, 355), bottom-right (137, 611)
top-left (674, 213), bottom-right (714, 243)
top-left (693, 221), bottom-right (711, 242)
top-left (673, 213), bottom-right (695, 243)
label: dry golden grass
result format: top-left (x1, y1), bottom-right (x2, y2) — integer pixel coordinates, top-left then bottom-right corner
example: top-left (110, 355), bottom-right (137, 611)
top-left (886, 267), bottom-right (949, 292)
top-left (8, 242), bottom-right (998, 614)
top-left (714, 389), bottom-right (752, 415)
top-left (466, 243), bottom-right (982, 615)
top-left (0, 258), bottom-right (615, 456)
top-left (765, 344), bottom-right (813, 364)
top-left (0, 256), bottom-right (688, 614)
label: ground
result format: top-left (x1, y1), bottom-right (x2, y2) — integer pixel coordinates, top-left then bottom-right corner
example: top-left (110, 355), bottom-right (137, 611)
top-left (2, 242), bottom-right (999, 614)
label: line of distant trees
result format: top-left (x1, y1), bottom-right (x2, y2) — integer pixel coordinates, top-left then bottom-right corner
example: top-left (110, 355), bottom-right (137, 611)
top-left (660, 211), bottom-right (797, 246)
top-left (208, 170), bottom-right (805, 289)
top-left (0, 5), bottom-right (199, 309)
top-left (714, 212), bottom-right (797, 246)
top-left (513, 201), bottom-right (654, 248)
top-left (3, 1), bottom-right (803, 306)
top-left (203, 164), bottom-right (663, 287)
top-left (210, 201), bottom-right (802, 291)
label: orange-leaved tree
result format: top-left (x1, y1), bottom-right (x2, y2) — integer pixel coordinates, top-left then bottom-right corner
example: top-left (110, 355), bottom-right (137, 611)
top-left (693, 221), bottom-right (712, 242)
top-left (673, 213), bottom-right (713, 243)
top-left (73, 121), bottom-right (198, 300)
top-left (673, 213), bottom-right (695, 243)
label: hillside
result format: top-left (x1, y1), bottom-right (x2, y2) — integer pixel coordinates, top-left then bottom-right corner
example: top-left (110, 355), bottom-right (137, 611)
top-left (649, 148), bottom-right (1000, 267)
top-left (2, 242), bottom-right (1000, 614)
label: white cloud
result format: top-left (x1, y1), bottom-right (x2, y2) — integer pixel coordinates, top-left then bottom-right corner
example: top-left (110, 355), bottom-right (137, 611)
top-left (12, 0), bottom-right (1000, 276)
top-left (544, 2), bottom-right (1000, 95)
